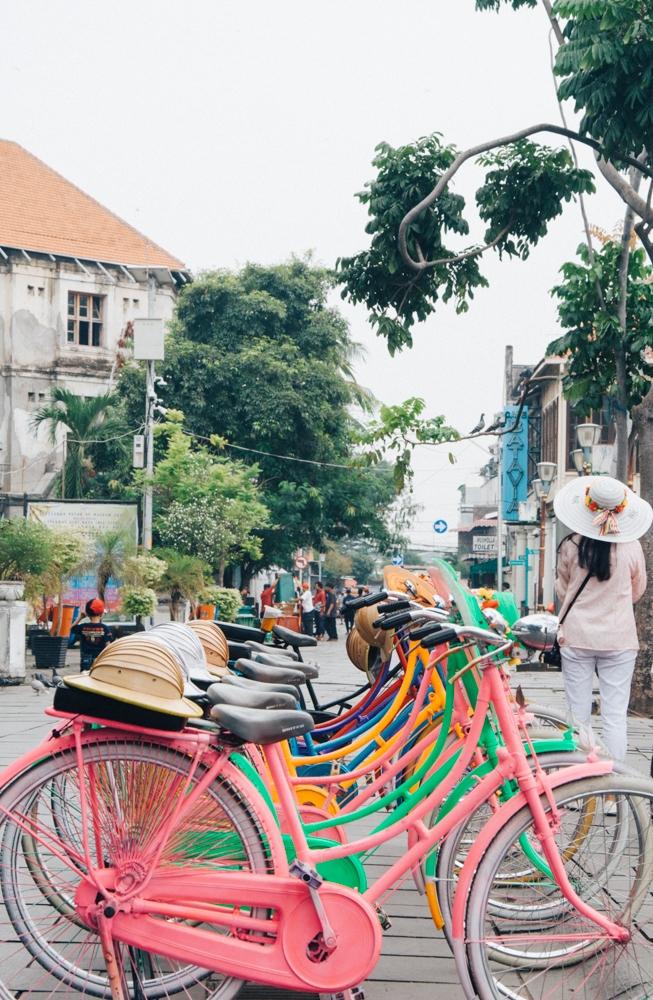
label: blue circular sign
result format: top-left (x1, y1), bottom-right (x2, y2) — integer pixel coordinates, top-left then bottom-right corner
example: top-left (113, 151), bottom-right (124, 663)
top-left (391, 554), bottom-right (404, 566)
top-left (433, 519), bottom-right (448, 534)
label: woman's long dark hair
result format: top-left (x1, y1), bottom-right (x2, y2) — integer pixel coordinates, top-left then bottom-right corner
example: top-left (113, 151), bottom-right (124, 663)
top-left (558, 533), bottom-right (613, 582)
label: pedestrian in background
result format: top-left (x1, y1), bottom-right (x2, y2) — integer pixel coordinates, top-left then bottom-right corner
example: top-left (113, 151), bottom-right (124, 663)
top-left (324, 582), bottom-right (338, 641)
top-left (69, 598), bottom-right (114, 672)
top-left (299, 581), bottom-right (314, 635)
top-left (554, 476), bottom-right (652, 762)
top-left (342, 587), bottom-right (355, 633)
top-left (314, 580), bottom-right (326, 640)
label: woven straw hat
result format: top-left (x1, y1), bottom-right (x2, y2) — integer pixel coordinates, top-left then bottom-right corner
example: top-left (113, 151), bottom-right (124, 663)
top-left (382, 566), bottom-right (438, 607)
top-left (554, 475), bottom-right (652, 544)
top-left (354, 605), bottom-right (394, 658)
top-left (346, 626), bottom-right (381, 674)
top-left (65, 635), bottom-right (203, 718)
top-left (186, 619), bottom-right (229, 674)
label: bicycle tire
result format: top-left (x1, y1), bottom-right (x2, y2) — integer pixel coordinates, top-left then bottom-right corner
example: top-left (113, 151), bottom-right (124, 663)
top-left (464, 774), bottom-right (653, 999)
top-left (0, 738), bottom-right (272, 1000)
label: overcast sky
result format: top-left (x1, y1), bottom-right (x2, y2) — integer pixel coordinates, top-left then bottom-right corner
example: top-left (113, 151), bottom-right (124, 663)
top-left (3, 1), bottom-right (626, 550)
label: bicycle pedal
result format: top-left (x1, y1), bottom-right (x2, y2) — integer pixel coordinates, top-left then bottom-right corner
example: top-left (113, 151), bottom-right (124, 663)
top-left (375, 904), bottom-right (392, 930)
top-left (325, 988), bottom-right (365, 1000)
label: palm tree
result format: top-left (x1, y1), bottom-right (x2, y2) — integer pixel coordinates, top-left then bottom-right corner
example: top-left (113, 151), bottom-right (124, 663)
top-left (32, 389), bottom-right (118, 498)
top-left (155, 548), bottom-right (210, 621)
top-left (93, 529), bottom-right (135, 602)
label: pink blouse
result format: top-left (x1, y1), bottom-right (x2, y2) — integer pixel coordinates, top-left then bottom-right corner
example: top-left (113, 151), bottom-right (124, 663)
top-left (555, 536), bottom-right (646, 651)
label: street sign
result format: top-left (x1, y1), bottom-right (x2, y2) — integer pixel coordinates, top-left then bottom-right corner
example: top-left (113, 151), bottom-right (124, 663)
top-left (509, 558), bottom-right (525, 566)
top-left (391, 554), bottom-right (404, 566)
top-left (433, 519), bottom-right (448, 534)
top-left (294, 556), bottom-right (308, 570)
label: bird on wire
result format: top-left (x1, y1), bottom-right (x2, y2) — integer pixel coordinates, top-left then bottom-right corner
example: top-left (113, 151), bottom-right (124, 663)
top-left (469, 413), bottom-right (485, 434)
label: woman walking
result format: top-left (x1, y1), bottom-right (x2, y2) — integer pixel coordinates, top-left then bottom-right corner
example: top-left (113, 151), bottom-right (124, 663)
top-left (553, 475), bottom-right (652, 761)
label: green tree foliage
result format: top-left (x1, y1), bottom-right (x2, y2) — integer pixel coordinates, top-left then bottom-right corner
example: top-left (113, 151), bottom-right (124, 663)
top-left (116, 261), bottom-right (396, 574)
top-left (554, 1), bottom-right (653, 160)
top-left (548, 241), bottom-right (653, 412)
top-left (149, 415), bottom-right (269, 581)
top-left (337, 136), bottom-right (593, 354)
top-left (337, 136), bottom-right (487, 354)
top-left (32, 389), bottom-right (122, 498)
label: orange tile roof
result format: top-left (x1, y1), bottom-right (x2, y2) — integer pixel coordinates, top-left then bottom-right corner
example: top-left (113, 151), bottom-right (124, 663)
top-left (0, 141), bottom-right (185, 270)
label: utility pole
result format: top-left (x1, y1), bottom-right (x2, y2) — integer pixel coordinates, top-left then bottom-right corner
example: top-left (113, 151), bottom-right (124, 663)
top-left (143, 358), bottom-right (155, 550)
top-left (496, 432), bottom-right (503, 592)
top-left (133, 297), bottom-right (165, 552)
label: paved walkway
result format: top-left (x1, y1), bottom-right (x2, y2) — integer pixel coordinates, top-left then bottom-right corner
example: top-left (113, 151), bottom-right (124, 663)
top-left (0, 634), bottom-right (651, 999)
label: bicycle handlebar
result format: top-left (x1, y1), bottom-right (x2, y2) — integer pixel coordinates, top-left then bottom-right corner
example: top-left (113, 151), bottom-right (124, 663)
top-left (348, 590), bottom-right (388, 611)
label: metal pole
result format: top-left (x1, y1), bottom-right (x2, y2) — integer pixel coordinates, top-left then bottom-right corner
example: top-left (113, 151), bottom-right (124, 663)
top-left (496, 430), bottom-right (503, 592)
top-left (143, 359), bottom-right (154, 551)
top-left (537, 496), bottom-right (546, 608)
top-left (143, 271), bottom-right (157, 552)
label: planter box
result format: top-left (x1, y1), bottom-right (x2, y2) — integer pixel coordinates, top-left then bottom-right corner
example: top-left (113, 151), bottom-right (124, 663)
top-left (31, 634), bottom-right (68, 670)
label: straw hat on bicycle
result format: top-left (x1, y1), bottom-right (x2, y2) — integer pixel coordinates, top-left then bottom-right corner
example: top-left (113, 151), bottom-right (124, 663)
top-left (65, 635), bottom-right (203, 718)
top-left (185, 619), bottom-right (230, 676)
top-left (354, 605), bottom-right (394, 658)
top-left (554, 475), bottom-right (652, 543)
top-left (382, 566), bottom-right (438, 607)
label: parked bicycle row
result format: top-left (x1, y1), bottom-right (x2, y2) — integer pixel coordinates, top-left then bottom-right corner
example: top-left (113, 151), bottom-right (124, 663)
top-left (0, 552), bottom-right (652, 999)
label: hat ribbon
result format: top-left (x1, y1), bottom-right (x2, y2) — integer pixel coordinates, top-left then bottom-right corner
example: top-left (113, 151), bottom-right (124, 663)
top-left (584, 488), bottom-right (628, 536)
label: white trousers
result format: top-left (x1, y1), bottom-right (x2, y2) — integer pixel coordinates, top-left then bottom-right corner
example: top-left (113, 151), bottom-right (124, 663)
top-left (560, 646), bottom-right (637, 761)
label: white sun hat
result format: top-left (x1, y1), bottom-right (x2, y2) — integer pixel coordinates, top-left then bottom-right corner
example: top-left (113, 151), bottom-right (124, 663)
top-left (553, 475), bottom-right (653, 544)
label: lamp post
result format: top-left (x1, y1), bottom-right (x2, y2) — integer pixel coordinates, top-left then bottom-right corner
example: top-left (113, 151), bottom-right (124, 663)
top-left (574, 422), bottom-right (602, 475)
top-left (533, 460), bottom-right (557, 609)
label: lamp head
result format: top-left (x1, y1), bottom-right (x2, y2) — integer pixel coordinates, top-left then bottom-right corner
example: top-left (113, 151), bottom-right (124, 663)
top-left (576, 422), bottom-right (602, 449)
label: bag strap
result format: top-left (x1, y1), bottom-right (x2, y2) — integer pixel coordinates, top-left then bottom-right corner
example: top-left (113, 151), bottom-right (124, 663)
top-left (559, 572), bottom-right (592, 626)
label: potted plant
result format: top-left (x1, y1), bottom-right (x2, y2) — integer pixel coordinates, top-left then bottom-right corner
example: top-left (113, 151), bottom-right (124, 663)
top-left (0, 519), bottom-right (53, 601)
top-left (196, 584), bottom-right (222, 620)
top-left (31, 531), bottom-right (87, 669)
top-left (154, 548), bottom-right (210, 622)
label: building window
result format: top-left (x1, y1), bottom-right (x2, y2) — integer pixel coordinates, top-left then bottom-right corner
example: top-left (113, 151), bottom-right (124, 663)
top-left (67, 292), bottom-right (104, 347)
top-left (541, 399), bottom-right (558, 465)
top-left (27, 392), bottom-right (35, 403)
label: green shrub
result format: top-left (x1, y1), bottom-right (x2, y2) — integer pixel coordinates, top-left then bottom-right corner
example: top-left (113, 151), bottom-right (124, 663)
top-left (0, 519), bottom-right (53, 581)
top-left (213, 587), bottom-right (242, 622)
top-left (120, 586), bottom-right (157, 618)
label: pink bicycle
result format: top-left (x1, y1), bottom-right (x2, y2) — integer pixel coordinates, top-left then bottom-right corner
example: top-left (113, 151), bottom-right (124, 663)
top-left (0, 623), bottom-right (652, 999)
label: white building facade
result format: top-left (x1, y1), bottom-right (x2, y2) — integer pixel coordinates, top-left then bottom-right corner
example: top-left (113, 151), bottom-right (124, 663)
top-left (0, 141), bottom-right (189, 498)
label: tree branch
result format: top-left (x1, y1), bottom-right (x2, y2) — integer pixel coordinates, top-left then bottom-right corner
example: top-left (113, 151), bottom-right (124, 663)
top-left (405, 221), bottom-right (513, 270)
top-left (594, 155), bottom-right (653, 222)
top-left (540, 0), bottom-right (565, 45)
top-left (399, 124), bottom-right (653, 272)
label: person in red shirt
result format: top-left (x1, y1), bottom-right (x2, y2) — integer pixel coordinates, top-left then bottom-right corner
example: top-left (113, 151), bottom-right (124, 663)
top-left (313, 581), bottom-right (326, 640)
top-left (260, 583), bottom-right (275, 611)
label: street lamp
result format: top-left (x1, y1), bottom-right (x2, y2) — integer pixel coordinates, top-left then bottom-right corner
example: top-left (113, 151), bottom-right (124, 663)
top-left (535, 461), bottom-right (557, 609)
top-left (574, 422), bottom-right (602, 476)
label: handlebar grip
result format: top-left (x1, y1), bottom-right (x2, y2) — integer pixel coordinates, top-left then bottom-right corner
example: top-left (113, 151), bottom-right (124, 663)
top-left (421, 627), bottom-right (458, 649)
top-left (410, 623), bottom-right (444, 640)
top-left (374, 610), bottom-right (412, 631)
top-left (350, 590), bottom-right (388, 611)
top-left (376, 600), bottom-right (410, 614)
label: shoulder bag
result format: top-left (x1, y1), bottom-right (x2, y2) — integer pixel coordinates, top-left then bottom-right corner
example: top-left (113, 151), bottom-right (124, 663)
top-left (542, 571), bottom-right (591, 668)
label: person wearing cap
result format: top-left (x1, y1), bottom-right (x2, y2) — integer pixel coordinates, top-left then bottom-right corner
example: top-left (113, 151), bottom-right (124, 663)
top-left (553, 475), bottom-right (652, 761)
top-left (299, 581), bottom-right (315, 636)
top-left (69, 598), bottom-right (114, 672)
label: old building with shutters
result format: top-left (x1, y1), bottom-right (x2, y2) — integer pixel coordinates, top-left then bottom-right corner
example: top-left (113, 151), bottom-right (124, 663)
top-left (0, 141), bottom-right (189, 497)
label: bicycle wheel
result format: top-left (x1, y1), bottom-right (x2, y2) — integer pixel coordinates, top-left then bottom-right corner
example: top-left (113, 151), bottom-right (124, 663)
top-left (464, 774), bottom-right (653, 999)
top-left (434, 750), bottom-right (590, 938)
top-left (0, 738), bottom-right (272, 999)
